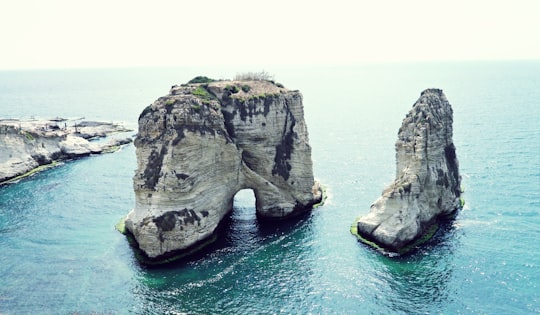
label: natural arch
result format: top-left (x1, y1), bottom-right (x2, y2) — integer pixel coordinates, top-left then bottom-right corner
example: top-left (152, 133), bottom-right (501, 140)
top-left (123, 79), bottom-right (322, 262)
top-left (232, 189), bottom-right (257, 216)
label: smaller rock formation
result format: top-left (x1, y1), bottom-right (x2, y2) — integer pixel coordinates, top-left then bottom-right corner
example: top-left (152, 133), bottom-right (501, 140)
top-left (123, 78), bottom-right (322, 262)
top-left (0, 118), bottom-right (132, 185)
top-left (354, 89), bottom-right (462, 253)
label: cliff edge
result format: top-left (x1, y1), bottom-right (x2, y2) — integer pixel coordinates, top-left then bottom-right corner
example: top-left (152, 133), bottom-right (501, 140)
top-left (123, 78), bottom-right (322, 262)
top-left (0, 119), bottom-right (132, 185)
top-left (354, 89), bottom-right (462, 254)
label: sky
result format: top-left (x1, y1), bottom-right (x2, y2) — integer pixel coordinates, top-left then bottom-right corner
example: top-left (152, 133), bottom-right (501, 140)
top-left (1, 0), bottom-right (539, 70)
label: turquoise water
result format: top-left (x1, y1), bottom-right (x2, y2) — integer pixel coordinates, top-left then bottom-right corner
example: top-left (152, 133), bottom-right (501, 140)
top-left (1, 62), bottom-right (539, 314)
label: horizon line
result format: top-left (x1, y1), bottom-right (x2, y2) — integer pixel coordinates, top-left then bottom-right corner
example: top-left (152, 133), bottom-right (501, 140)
top-left (1, 58), bottom-right (539, 72)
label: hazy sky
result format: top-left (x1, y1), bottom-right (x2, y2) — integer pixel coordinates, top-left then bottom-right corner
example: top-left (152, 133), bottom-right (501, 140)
top-left (1, 0), bottom-right (539, 70)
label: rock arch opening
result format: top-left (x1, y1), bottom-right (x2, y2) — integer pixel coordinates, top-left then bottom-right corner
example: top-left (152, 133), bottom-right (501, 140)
top-left (226, 188), bottom-right (259, 246)
top-left (231, 189), bottom-right (257, 220)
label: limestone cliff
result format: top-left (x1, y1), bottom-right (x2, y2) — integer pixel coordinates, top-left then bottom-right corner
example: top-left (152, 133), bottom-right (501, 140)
top-left (124, 79), bottom-right (322, 261)
top-left (0, 119), bottom-right (132, 185)
top-left (355, 89), bottom-right (462, 253)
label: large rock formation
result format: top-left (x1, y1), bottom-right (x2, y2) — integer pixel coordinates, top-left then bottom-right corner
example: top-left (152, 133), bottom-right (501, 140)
top-left (0, 118), bottom-right (132, 185)
top-left (124, 79), bottom-right (322, 261)
top-left (355, 89), bottom-right (462, 253)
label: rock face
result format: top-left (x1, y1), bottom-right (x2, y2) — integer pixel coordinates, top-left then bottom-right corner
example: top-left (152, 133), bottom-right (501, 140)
top-left (356, 89), bottom-right (462, 252)
top-left (0, 119), bottom-right (132, 184)
top-left (124, 79), bottom-right (322, 260)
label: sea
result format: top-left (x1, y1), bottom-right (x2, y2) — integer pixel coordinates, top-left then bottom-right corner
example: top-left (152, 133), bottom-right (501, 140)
top-left (0, 61), bottom-right (539, 314)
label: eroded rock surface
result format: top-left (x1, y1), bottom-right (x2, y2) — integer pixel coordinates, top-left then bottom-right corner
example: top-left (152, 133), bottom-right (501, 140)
top-left (0, 118), bottom-right (132, 184)
top-left (356, 89), bottom-right (462, 252)
top-left (124, 79), bottom-right (322, 260)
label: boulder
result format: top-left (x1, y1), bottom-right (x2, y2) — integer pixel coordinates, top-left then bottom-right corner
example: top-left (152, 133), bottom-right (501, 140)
top-left (60, 134), bottom-right (103, 157)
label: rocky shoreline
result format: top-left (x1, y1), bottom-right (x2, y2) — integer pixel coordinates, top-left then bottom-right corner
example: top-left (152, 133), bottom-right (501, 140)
top-left (0, 118), bottom-right (133, 185)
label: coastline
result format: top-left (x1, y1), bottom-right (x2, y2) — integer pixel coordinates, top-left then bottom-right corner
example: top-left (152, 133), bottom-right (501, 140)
top-left (0, 117), bottom-right (133, 186)
top-left (0, 161), bottom-right (61, 185)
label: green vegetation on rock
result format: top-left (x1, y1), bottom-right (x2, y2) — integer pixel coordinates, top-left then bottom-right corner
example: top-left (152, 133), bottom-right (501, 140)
top-left (241, 84), bottom-right (251, 93)
top-left (1, 161), bottom-right (60, 186)
top-left (115, 216), bottom-right (127, 234)
top-left (312, 185), bottom-right (328, 209)
top-left (187, 76), bottom-right (216, 84)
top-left (459, 186), bottom-right (465, 208)
top-left (22, 131), bottom-right (34, 141)
top-left (225, 85), bottom-right (240, 94)
top-left (350, 219), bottom-right (385, 252)
top-left (191, 86), bottom-right (216, 101)
top-left (102, 145), bottom-right (120, 154)
top-left (399, 223), bottom-right (439, 254)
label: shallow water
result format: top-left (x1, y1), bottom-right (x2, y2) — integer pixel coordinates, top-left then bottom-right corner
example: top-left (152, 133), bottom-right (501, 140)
top-left (1, 62), bottom-right (539, 314)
